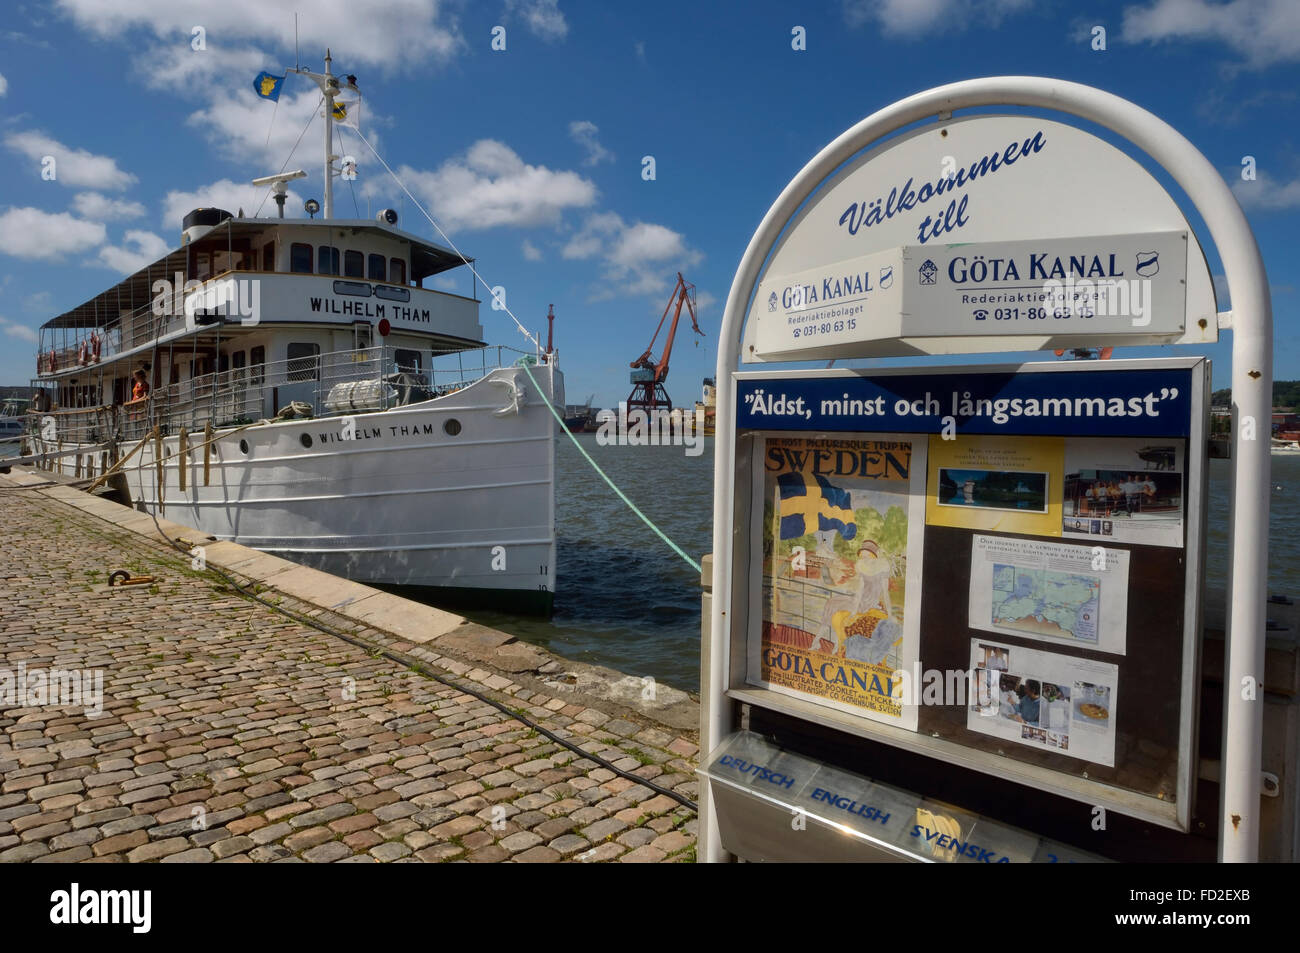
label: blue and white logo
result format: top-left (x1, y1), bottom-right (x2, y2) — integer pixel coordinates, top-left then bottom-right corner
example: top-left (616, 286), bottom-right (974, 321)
top-left (768, 291), bottom-right (778, 312)
top-left (919, 259), bottom-right (938, 286)
top-left (1135, 251), bottom-right (1159, 278)
top-left (880, 265), bottom-right (894, 289)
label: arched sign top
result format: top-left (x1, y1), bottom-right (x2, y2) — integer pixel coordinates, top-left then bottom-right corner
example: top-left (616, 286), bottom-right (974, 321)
top-left (742, 114), bottom-right (1218, 360)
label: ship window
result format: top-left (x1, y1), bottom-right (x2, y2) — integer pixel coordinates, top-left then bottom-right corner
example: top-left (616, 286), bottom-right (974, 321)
top-left (344, 250), bottom-right (364, 278)
top-left (290, 243), bottom-right (313, 273)
top-left (250, 346), bottom-right (265, 385)
top-left (262, 242), bottom-right (275, 272)
top-left (219, 352), bottom-right (229, 374)
top-left (318, 246), bottom-right (340, 276)
top-left (233, 350), bottom-right (246, 369)
top-left (395, 349), bottom-right (422, 373)
top-left (368, 254), bottom-right (386, 281)
top-left (287, 342), bottom-right (320, 381)
top-left (390, 257), bottom-right (406, 284)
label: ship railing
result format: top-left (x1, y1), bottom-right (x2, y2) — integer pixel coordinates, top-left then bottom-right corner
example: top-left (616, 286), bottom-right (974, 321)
top-left (36, 266), bottom-right (293, 376)
top-left (21, 404), bottom-right (117, 448)
top-left (110, 343), bottom-right (540, 442)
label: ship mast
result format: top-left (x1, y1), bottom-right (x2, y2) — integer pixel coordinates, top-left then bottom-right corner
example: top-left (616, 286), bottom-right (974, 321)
top-left (290, 49), bottom-right (357, 220)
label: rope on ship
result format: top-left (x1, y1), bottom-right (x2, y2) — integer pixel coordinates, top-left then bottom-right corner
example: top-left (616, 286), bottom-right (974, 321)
top-left (352, 127), bottom-right (705, 576)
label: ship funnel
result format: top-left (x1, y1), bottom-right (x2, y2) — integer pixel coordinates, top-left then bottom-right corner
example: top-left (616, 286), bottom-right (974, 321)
top-left (181, 207), bottom-right (232, 245)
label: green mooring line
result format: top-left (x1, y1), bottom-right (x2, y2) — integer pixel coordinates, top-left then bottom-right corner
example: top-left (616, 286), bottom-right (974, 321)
top-left (520, 361), bottom-right (703, 575)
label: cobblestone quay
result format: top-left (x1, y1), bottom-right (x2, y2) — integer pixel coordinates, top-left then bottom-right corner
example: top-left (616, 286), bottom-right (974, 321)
top-left (0, 474), bottom-right (699, 863)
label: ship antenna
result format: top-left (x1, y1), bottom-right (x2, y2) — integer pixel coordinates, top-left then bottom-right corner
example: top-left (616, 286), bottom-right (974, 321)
top-left (323, 49), bottom-right (335, 219)
top-left (288, 48), bottom-right (344, 220)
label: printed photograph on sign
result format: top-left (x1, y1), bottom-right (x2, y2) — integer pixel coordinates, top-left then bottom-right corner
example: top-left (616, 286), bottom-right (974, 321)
top-left (967, 640), bottom-right (1118, 766)
top-left (968, 534), bottom-right (1130, 655)
top-left (936, 467), bottom-right (1049, 514)
top-left (1061, 438), bottom-right (1185, 548)
top-left (750, 435), bottom-right (926, 731)
top-left (926, 435), bottom-right (1063, 536)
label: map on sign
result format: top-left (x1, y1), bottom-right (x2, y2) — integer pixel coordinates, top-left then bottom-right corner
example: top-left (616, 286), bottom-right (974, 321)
top-left (991, 565), bottom-right (1100, 644)
top-left (969, 535), bottom-right (1129, 655)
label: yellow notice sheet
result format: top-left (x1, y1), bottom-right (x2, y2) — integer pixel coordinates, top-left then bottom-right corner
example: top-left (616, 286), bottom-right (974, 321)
top-left (926, 435), bottom-right (1064, 536)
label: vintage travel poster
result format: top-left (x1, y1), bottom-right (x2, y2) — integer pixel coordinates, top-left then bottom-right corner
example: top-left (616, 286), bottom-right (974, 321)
top-left (926, 434), bottom-right (1064, 537)
top-left (750, 435), bottom-right (926, 731)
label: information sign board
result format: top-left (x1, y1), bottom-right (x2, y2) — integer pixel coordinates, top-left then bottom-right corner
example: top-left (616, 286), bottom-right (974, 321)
top-left (732, 357), bottom-right (1207, 829)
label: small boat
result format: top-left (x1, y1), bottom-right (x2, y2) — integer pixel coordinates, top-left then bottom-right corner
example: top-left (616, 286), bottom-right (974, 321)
top-left (1270, 438), bottom-right (1300, 454)
top-left (0, 397), bottom-right (29, 454)
top-left (563, 394), bottom-right (596, 432)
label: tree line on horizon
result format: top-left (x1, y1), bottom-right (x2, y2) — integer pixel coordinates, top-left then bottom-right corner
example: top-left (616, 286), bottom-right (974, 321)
top-left (1211, 382), bottom-right (1300, 409)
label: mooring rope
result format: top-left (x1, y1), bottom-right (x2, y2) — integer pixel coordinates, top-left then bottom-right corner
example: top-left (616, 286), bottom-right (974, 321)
top-left (520, 362), bottom-right (702, 575)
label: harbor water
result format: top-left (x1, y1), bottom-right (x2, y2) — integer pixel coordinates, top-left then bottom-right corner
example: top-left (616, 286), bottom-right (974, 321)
top-left (466, 441), bottom-right (1300, 693)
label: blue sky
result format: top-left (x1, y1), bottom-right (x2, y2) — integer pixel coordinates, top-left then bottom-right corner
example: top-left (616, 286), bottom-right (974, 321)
top-left (0, 0), bottom-right (1297, 404)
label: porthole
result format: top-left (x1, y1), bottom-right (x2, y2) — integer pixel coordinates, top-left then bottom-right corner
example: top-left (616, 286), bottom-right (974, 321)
top-left (239, 439), bottom-right (249, 454)
top-left (444, 418), bottom-right (462, 436)
top-left (300, 433), bottom-right (313, 448)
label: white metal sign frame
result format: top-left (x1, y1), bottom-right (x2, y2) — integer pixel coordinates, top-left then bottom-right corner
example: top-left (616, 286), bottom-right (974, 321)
top-left (706, 77), bottom-right (1272, 863)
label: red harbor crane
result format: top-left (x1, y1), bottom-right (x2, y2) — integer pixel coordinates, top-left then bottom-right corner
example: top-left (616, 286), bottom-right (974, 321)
top-left (628, 272), bottom-right (704, 414)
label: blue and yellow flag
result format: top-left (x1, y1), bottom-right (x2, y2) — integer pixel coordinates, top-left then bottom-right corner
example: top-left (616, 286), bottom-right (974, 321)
top-left (777, 473), bottom-right (857, 541)
top-left (253, 71), bottom-right (285, 101)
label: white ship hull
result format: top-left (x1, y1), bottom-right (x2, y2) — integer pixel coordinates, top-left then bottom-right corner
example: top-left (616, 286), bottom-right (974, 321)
top-left (39, 363), bottom-right (562, 614)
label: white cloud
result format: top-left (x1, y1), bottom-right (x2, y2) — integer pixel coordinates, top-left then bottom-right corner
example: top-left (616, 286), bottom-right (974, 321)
top-left (73, 192), bottom-right (146, 221)
top-left (391, 139), bottom-right (596, 232)
top-left (0, 315), bottom-right (38, 343)
top-left (96, 230), bottom-right (171, 274)
top-left (1232, 170), bottom-right (1300, 208)
top-left (563, 212), bottom-right (701, 299)
top-left (161, 178), bottom-right (305, 231)
top-left (569, 120), bottom-right (613, 166)
top-left (0, 207), bottom-right (106, 260)
top-left (187, 86), bottom-right (331, 172)
top-left (0, 73), bottom-right (7, 96)
top-left (53, 0), bottom-right (462, 70)
top-left (522, 239), bottom-right (542, 261)
top-left (4, 131), bottom-right (136, 190)
top-left (843, 0), bottom-right (1033, 35)
top-left (135, 42), bottom-right (269, 91)
top-left (506, 0), bottom-right (569, 41)
top-left (1122, 0), bottom-right (1300, 67)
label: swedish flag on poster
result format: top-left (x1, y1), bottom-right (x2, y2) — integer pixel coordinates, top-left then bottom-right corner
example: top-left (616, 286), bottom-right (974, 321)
top-left (253, 71), bottom-right (285, 101)
top-left (751, 435), bottom-right (927, 731)
top-left (776, 472), bottom-right (858, 541)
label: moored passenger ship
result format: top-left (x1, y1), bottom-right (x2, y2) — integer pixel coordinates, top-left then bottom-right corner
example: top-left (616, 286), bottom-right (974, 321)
top-left (23, 55), bottom-right (562, 613)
